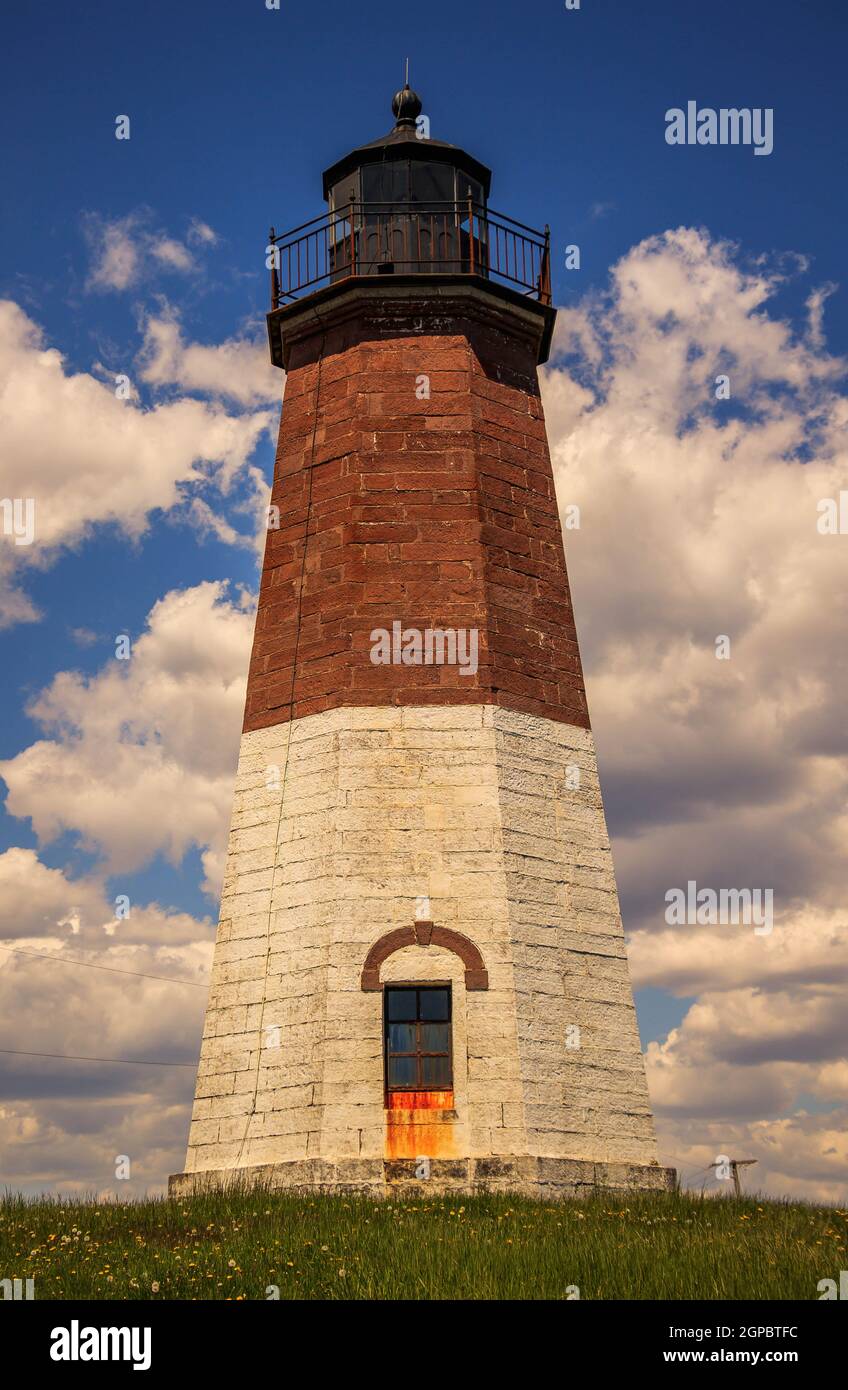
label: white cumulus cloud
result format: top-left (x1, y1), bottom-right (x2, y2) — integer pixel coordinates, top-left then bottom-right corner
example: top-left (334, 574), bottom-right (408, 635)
top-left (138, 306), bottom-right (281, 406)
top-left (543, 226), bottom-right (848, 1198)
top-left (0, 299), bottom-right (272, 628)
top-left (0, 582), bottom-right (253, 896)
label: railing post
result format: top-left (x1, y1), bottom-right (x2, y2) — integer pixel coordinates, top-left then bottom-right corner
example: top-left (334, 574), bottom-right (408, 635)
top-left (467, 194), bottom-right (475, 277)
top-left (269, 225), bottom-right (280, 310)
top-left (349, 198), bottom-right (356, 278)
top-left (541, 224), bottom-right (552, 305)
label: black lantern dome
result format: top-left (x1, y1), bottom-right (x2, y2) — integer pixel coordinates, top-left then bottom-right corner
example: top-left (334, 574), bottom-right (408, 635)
top-left (322, 84), bottom-right (492, 209)
top-left (320, 84), bottom-right (492, 284)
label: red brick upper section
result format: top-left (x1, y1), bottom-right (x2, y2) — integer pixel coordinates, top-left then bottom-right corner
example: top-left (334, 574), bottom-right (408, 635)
top-left (244, 291), bottom-right (590, 732)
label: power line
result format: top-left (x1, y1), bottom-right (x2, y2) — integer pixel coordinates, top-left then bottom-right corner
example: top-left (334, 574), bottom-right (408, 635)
top-left (0, 949), bottom-right (205, 1069)
top-left (0, 942), bottom-right (207, 988)
top-left (0, 1047), bottom-right (196, 1068)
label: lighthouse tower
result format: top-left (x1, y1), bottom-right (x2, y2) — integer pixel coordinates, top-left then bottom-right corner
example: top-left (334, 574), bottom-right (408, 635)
top-left (171, 85), bottom-right (674, 1199)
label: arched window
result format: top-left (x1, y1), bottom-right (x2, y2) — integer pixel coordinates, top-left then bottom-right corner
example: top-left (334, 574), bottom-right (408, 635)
top-left (360, 921), bottom-right (488, 992)
top-left (385, 985), bottom-right (452, 1092)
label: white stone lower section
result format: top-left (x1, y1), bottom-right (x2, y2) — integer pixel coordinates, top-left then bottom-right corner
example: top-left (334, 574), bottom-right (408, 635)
top-left (183, 705), bottom-right (659, 1174)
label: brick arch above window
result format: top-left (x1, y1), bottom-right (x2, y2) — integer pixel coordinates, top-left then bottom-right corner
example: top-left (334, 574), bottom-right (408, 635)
top-left (360, 922), bottom-right (489, 992)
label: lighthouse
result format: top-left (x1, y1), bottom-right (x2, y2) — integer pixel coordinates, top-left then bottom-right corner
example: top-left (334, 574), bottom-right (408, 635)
top-left (170, 84), bottom-right (674, 1199)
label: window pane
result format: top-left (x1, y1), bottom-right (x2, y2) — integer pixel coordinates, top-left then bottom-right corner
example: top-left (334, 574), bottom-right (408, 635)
top-left (386, 989), bottom-right (417, 1021)
top-left (419, 1023), bottom-right (450, 1053)
top-left (363, 162), bottom-right (409, 204)
top-left (388, 1055), bottom-right (417, 1088)
top-left (421, 1055), bottom-right (451, 1088)
top-left (419, 988), bottom-right (450, 1021)
top-left (388, 1023), bottom-right (416, 1053)
top-left (410, 161), bottom-right (455, 204)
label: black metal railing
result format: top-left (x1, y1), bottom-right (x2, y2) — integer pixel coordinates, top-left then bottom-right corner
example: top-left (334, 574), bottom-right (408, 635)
top-left (268, 201), bottom-right (552, 309)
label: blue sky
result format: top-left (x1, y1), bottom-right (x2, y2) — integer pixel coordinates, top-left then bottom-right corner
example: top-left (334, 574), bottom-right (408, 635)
top-left (1, 0), bottom-right (847, 1195)
top-left (5, 0), bottom-right (846, 342)
top-left (2, 0), bottom-right (844, 856)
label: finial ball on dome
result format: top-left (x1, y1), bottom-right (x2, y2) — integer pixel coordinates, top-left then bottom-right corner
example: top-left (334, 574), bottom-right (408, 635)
top-left (392, 83), bottom-right (423, 126)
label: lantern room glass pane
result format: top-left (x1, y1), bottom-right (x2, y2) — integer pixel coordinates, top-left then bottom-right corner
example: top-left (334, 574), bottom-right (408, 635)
top-left (328, 171), bottom-right (360, 216)
top-left (362, 162), bottom-right (410, 205)
top-left (410, 161), bottom-right (455, 205)
top-left (457, 176), bottom-right (482, 208)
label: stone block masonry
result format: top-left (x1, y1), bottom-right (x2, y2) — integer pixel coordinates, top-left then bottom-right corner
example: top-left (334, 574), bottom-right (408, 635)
top-left (172, 704), bottom-right (670, 1198)
top-left (247, 292), bottom-right (588, 732)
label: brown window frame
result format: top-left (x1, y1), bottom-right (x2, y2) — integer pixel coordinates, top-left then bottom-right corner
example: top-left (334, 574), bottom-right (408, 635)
top-left (384, 985), bottom-right (453, 1093)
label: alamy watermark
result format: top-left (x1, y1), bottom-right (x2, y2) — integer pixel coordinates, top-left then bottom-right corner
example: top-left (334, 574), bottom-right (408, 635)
top-left (1, 497), bottom-right (35, 546)
top-left (370, 622), bottom-right (479, 677)
top-left (665, 880), bottom-right (773, 935)
top-left (817, 492), bottom-right (848, 534)
top-left (1, 1277), bottom-right (34, 1300)
top-left (818, 1271), bottom-right (848, 1300)
top-left (665, 102), bottom-right (773, 157)
top-left (50, 1322), bottom-right (151, 1371)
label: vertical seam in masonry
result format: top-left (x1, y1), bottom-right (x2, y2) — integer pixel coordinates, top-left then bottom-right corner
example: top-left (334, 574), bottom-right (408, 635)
top-left (234, 332), bottom-right (326, 1168)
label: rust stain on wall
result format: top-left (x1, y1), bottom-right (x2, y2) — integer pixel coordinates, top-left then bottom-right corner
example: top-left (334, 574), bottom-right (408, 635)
top-left (385, 1091), bottom-right (456, 1159)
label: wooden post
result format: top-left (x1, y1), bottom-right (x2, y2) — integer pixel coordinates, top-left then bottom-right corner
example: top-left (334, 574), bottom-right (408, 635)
top-left (711, 1158), bottom-right (757, 1196)
top-left (732, 1159), bottom-right (757, 1197)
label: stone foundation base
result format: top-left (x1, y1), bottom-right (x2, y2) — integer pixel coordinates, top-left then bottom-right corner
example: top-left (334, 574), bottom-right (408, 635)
top-left (169, 1156), bottom-right (676, 1201)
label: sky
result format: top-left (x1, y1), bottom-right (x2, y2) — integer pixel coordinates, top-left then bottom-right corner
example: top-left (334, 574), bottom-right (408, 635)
top-left (1, 0), bottom-right (847, 1200)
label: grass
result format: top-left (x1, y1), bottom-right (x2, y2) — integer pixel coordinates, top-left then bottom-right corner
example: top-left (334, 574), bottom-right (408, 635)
top-left (1, 1187), bottom-right (844, 1300)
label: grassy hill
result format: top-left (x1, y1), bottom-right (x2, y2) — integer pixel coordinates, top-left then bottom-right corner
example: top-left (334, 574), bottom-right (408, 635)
top-left (1, 1188), bottom-right (844, 1300)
